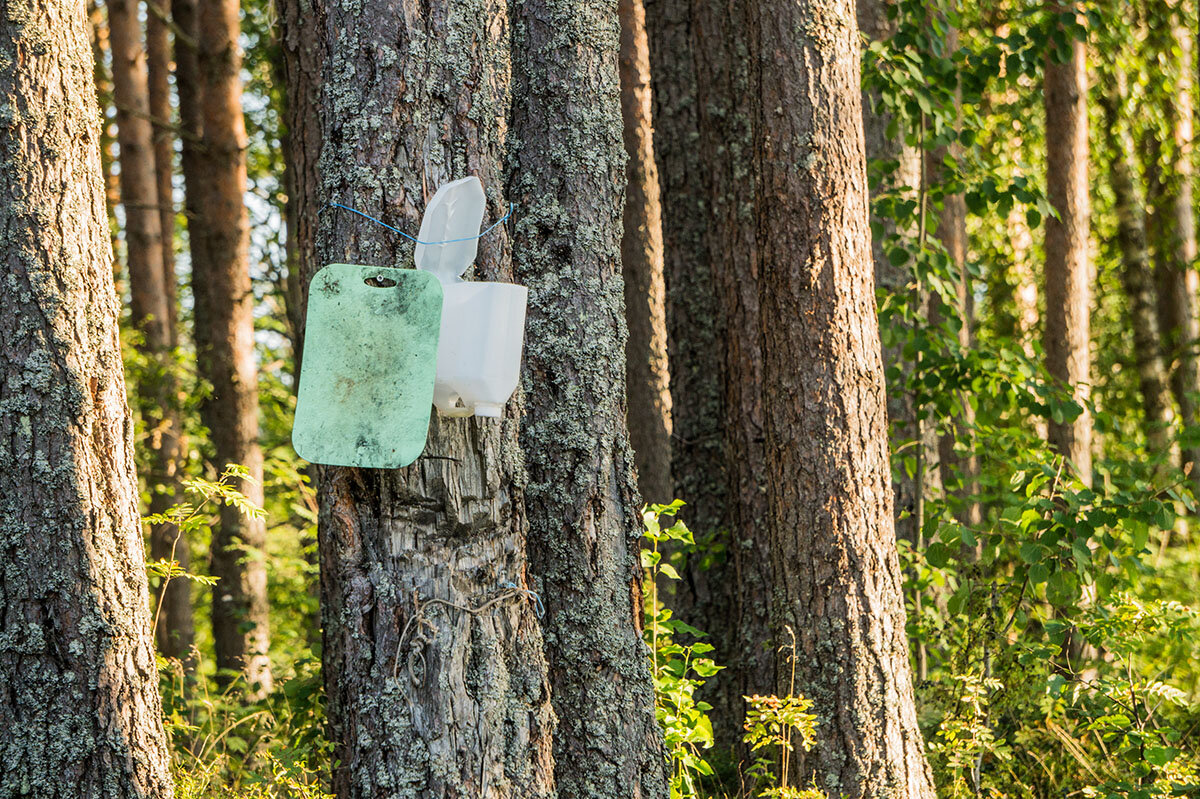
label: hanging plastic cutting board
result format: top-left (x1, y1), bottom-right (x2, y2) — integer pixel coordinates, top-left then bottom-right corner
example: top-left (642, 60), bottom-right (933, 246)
top-left (292, 263), bottom-right (443, 468)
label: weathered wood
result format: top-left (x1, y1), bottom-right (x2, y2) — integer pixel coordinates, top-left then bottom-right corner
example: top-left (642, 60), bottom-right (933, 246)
top-left (0, 0), bottom-right (174, 792)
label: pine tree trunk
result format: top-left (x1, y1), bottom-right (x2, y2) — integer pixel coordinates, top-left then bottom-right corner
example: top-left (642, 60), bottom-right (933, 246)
top-left (109, 0), bottom-right (193, 661)
top-left (642, 0), bottom-right (727, 537)
top-left (618, 0), bottom-right (672, 505)
top-left (147, 0), bottom-right (178, 337)
top-left (644, 0), bottom-right (776, 757)
top-left (509, 1), bottom-right (669, 795)
top-left (0, 0), bottom-right (174, 792)
top-left (1102, 89), bottom-right (1176, 456)
top-left (280, 1), bottom-right (558, 796)
top-left (187, 0), bottom-right (272, 695)
top-left (89, 0), bottom-right (123, 265)
top-left (1043, 11), bottom-right (1092, 485)
top-left (926, 20), bottom-right (982, 539)
top-left (750, 0), bottom-right (936, 794)
top-left (1149, 1), bottom-right (1200, 491)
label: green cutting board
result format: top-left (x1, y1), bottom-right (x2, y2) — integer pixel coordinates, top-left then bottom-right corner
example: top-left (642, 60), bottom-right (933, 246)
top-left (292, 264), bottom-right (443, 468)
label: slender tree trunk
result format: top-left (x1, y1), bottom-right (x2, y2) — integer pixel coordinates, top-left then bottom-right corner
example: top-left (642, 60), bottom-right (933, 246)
top-left (147, 0), bottom-right (178, 337)
top-left (0, 0), bottom-right (173, 792)
top-left (1102, 89), bottom-right (1176, 456)
top-left (618, 0), bottom-right (672, 504)
top-left (277, 0), bottom-right (322, 652)
top-left (186, 0), bottom-right (272, 695)
top-left (750, 0), bottom-right (936, 794)
top-left (1149, 1), bottom-right (1200, 490)
top-left (645, 0), bottom-right (776, 757)
top-left (108, 0), bottom-right (193, 660)
top-left (858, 0), bottom-right (928, 545)
top-left (925, 20), bottom-right (982, 539)
top-left (280, 0), bottom-right (558, 795)
top-left (1043, 8), bottom-right (1092, 485)
top-left (89, 0), bottom-right (123, 265)
top-left (509, 2), bottom-right (668, 796)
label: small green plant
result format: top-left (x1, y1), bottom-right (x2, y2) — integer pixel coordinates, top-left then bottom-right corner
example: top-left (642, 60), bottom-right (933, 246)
top-left (742, 628), bottom-right (823, 799)
top-left (642, 501), bottom-right (722, 799)
top-left (143, 463), bottom-right (266, 639)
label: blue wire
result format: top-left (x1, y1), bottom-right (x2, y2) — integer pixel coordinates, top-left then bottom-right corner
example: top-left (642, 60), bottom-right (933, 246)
top-left (324, 201), bottom-right (514, 246)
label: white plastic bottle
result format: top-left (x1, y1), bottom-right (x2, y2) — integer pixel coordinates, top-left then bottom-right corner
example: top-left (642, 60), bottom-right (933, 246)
top-left (415, 177), bottom-right (527, 418)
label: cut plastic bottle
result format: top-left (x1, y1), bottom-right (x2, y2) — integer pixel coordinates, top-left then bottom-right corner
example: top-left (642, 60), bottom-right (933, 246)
top-left (415, 177), bottom-right (528, 418)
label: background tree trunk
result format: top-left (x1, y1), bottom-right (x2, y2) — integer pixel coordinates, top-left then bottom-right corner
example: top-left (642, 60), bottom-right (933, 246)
top-left (147, 0), bottom-right (178, 336)
top-left (89, 0), bottom-right (123, 265)
top-left (0, 0), bottom-right (173, 792)
top-left (1102, 90), bottom-right (1176, 456)
top-left (750, 0), bottom-right (936, 794)
top-left (926, 20), bottom-right (982, 540)
top-left (189, 0), bottom-right (272, 695)
top-left (1043, 10), bottom-right (1093, 485)
top-left (509, 1), bottom-right (669, 795)
top-left (108, 0), bottom-right (194, 660)
top-left (645, 0), bottom-right (776, 758)
top-left (618, 0), bottom-right (672, 505)
top-left (1148, 0), bottom-right (1200, 491)
top-left (858, 0), bottom-right (929, 545)
top-left (281, 0), bottom-right (558, 795)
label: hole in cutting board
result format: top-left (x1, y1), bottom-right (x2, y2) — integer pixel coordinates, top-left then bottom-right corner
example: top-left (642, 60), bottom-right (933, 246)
top-left (364, 275), bottom-right (397, 288)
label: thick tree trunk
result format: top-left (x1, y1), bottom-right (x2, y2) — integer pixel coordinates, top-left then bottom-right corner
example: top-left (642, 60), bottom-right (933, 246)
top-left (1102, 91), bottom-right (1176, 456)
top-left (280, 0), bottom-right (558, 796)
top-left (1149, 3), bottom-right (1200, 491)
top-left (645, 0), bottom-right (776, 757)
top-left (0, 0), bottom-right (174, 793)
top-left (618, 0), bottom-right (672, 504)
top-left (1043, 12), bottom-right (1092, 485)
top-left (186, 0), bottom-right (272, 695)
top-left (750, 0), bottom-right (936, 795)
top-left (509, 2), bottom-right (668, 796)
top-left (108, 0), bottom-right (194, 660)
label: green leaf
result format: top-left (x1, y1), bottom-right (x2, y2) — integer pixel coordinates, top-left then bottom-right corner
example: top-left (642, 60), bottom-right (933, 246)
top-left (925, 542), bottom-right (951, 568)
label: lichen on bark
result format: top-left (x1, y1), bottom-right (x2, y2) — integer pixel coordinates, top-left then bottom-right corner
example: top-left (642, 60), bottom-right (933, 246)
top-left (0, 0), bottom-right (174, 794)
top-left (280, 0), bottom-right (557, 795)
top-left (508, 0), bottom-right (669, 795)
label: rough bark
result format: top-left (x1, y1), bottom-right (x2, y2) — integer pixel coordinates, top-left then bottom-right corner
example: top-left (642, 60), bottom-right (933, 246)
top-left (618, 0), bottom-right (672, 504)
top-left (0, 0), bottom-right (174, 793)
top-left (108, 0), bottom-right (194, 660)
top-left (859, 0), bottom-right (928, 545)
top-left (188, 0), bottom-right (272, 695)
top-left (1043, 12), bottom-right (1092, 485)
top-left (645, 0), bottom-right (776, 757)
top-left (750, 0), bottom-right (937, 795)
top-left (1102, 90), bottom-right (1176, 456)
top-left (280, 0), bottom-right (558, 795)
top-left (509, 1), bottom-right (668, 796)
top-left (1148, 2), bottom-right (1200, 491)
